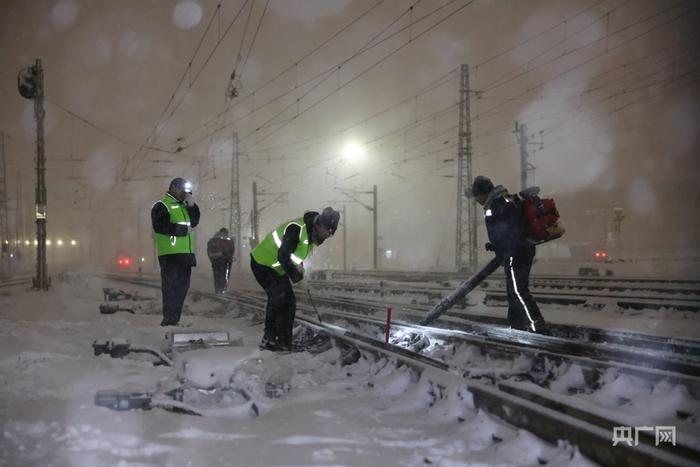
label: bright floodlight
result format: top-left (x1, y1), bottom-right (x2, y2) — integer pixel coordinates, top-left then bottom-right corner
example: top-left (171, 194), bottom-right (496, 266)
top-left (46, 239), bottom-right (52, 246)
top-left (342, 142), bottom-right (365, 161)
top-left (71, 240), bottom-right (77, 246)
top-left (57, 239), bottom-right (63, 246)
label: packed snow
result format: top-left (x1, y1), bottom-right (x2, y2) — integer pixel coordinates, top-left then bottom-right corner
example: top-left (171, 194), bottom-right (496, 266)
top-left (1, 273), bottom-right (600, 466)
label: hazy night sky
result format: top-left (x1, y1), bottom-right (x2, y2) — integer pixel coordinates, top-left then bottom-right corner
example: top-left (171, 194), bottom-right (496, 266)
top-left (1, 0), bottom-right (698, 270)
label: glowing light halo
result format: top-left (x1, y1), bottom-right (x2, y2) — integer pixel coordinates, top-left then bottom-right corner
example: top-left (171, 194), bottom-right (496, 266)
top-left (342, 142), bottom-right (365, 162)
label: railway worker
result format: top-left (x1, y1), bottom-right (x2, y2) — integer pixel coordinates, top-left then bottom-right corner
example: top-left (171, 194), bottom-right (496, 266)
top-left (250, 207), bottom-right (340, 351)
top-left (207, 227), bottom-right (235, 294)
top-left (151, 177), bottom-right (200, 326)
top-left (470, 175), bottom-right (546, 333)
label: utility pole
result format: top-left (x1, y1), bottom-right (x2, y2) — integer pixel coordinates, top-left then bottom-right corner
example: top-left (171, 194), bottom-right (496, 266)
top-left (514, 121), bottom-right (543, 191)
top-left (456, 64), bottom-right (477, 272)
top-left (612, 205), bottom-right (625, 258)
top-left (251, 181), bottom-right (258, 247)
top-left (250, 181), bottom-right (287, 248)
top-left (15, 170), bottom-right (22, 268)
top-left (335, 185), bottom-right (378, 269)
top-left (372, 185), bottom-right (377, 269)
top-left (137, 202), bottom-right (142, 274)
top-left (0, 131), bottom-right (9, 276)
top-left (229, 133), bottom-right (241, 269)
top-left (18, 59), bottom-right (48, 289)
top-left (16, 170), bottom-right (24, 268)
top-left (342, 205), bottom-right (347, 271)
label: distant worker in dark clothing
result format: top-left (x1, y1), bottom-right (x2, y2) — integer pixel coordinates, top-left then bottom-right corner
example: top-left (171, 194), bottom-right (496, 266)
top-left (470, 176), bottom-right (546, 333)
top-left (151, 177), bottom-right (200, 326)
top-left (207, 227), bottom-right (235, 294)
top-left (250, 207), bottom-right (340, 351)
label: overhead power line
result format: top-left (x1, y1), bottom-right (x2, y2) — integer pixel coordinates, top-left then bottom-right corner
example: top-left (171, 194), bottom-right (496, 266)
top-left (171, 0), bottom-right (388, 149)
top-left (118, 0), bottom-right (253, 185)
top-left (476, 0), bottom-right (611, 71)
top-left (482, 0), bottom-right (633, 92)
top-left (237, 0), bottom-right (477, 152)
top-left (230, 0), bottom-right (271, 96)
top-left (128, 3), bottom-right (223, 158)
top-left (468, 1), bottom-right (698, 126)
top-left (241, 68), bottom-right (457, 156)
top-left (168, 0), bottom-right (431, 154)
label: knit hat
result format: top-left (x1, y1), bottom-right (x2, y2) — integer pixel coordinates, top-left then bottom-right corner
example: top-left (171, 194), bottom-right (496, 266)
top-left (470, 175), bottom-right (494, 197)
top-left (315, 207), bottom-right (340, 234)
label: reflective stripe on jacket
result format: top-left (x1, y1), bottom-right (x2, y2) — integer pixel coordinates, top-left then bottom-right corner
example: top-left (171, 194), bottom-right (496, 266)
top-left (251, 217), bottom-right (312, 275)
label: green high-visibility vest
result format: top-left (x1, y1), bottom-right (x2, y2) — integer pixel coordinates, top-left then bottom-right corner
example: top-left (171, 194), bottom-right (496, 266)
top-left (153, 193), bottom-right (195, 256)
top-left (251, 217), bottom-right (312, 276)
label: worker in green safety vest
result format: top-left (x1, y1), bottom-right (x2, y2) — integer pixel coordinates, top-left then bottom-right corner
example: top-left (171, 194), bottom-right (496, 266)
top-left (151, 177), bottom-right (201, 326)
top-left (250, 207), bottom-right (340, 351)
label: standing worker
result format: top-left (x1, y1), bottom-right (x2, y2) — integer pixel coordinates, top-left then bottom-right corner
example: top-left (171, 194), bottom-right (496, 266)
top-left (470, 175), bottom-right (546, 333)
top-left (151, 177), bottom-right (200, 326)
top-left (250, 207), bottom-right (340, 351)
top-left (207, 227), bottom-right (235, 294)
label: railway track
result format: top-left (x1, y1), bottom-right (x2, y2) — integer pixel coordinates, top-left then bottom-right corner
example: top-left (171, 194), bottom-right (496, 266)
top-left (0, 275), bottom-right (32, 289)
top-left (96, 272), bottom-right (700, 465)
top-left (295, 317), bottom-right (700, 467)
top-left (96, 272), bottom-right (700, 364)
top-left (315, 268), bottom-right (700, 289)
top-left (307, 276), bottom-right (700, 312)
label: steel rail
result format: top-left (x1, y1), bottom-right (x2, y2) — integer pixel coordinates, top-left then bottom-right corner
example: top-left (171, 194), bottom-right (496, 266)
top-left (296, 316), bottom-right (699, 467)
top-left (98, 272), bottom-right (700, 465)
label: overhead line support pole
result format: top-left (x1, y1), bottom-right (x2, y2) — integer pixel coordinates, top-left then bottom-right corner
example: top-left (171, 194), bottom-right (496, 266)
top-left (335, 186), bottom-right (378, 270)
top-left (230, 133), bottom-right (241, 269)
top-left (456, 64), bottom-right (476, 273)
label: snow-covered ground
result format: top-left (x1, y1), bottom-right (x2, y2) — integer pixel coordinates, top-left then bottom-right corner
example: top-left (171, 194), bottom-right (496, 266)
top-left (1, 273), bottom-right (601, 466)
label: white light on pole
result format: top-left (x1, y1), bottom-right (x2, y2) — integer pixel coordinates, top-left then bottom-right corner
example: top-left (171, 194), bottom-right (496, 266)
top-left (342, 142), bottom-right (365, 162)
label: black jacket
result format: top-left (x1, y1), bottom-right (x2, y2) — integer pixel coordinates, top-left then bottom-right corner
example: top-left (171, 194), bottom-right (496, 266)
top-left (207, 235), bottom-right (235, 261)
top-left (482, 185), bottom-right (529, 259)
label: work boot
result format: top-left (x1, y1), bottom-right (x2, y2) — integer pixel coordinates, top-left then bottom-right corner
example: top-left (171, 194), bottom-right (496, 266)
top-left (510, 320), bottom-right (547, 334)
top-left (259, 337), bottom-right (291, 352)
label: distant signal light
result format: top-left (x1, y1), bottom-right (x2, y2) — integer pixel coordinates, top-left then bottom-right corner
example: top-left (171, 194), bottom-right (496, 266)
top-left (593, 250), bottom-right (608, 260)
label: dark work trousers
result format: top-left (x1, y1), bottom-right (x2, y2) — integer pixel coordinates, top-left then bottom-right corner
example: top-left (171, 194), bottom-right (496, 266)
top-left (211, 258), bottom-right (231, 293)
top-left (159, 254), bottom-right (193, 326)
top-left (250, 256), bottom-right (296, 348)
top-left (503, 246), bottom-right (545, 331)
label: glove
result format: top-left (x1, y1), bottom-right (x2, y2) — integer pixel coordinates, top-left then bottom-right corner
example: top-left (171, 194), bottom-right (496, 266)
top-left (485, 242), bottom-right (494, 252)
top-left (187, 225), bottom-right (195, 235)
top-left (289, 266), bottom-right (304, 284)
top-left (183, 194), bottom-right (194, 207)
